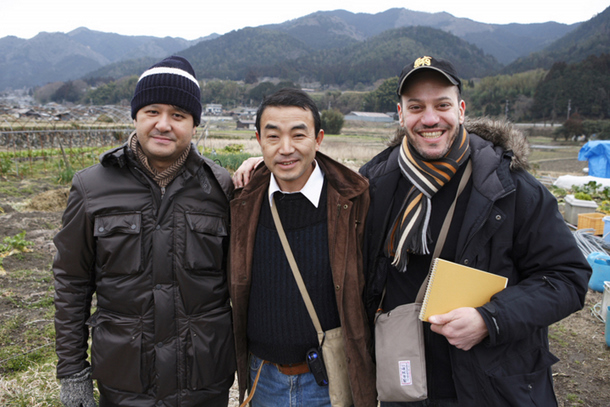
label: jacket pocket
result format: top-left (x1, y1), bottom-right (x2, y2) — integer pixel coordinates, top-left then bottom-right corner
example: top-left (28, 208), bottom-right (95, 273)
top-left (87, 309), bottom-right (145, 393)
top-left (185, 305), bottom-right (236, 390)
top-left (486, 347), bottom-right (559, 406)
top-left (184, 212), bottom-right (227, 272)
top-left (94, 212), bottom-right (142, 275)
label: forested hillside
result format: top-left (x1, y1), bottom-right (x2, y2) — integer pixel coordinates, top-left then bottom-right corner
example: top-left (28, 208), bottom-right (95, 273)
top-left (532, 54), bottom-right (610, 120)
top-left (505, 6), bottom-right (610, 73)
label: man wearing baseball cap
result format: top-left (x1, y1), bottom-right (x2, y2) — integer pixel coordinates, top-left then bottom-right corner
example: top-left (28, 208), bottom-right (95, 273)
top-left (360, 56), bottom-right (590, 406)
top-left (53, 56), bottom-right (235, 406)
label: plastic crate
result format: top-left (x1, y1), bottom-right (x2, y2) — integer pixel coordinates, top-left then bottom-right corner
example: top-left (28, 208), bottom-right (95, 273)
top-left (564, 194), bottom-right (598, 225)
top-left (577, 212), bottom-right (605, 235)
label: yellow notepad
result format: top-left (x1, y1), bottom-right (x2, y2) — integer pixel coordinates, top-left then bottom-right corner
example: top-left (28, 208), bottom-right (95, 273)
top-left (419, 258), bottom-right (508, 322)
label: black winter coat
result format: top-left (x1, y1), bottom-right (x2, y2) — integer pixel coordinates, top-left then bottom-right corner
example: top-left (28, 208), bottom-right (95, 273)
top-left (360, 118), bottom-right (590, 406)
top-left (53, 142), bottom-right (236, 406)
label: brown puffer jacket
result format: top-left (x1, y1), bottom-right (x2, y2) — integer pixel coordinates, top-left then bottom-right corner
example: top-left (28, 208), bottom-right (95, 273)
top-left (53, 142), bottom-right (236, 407)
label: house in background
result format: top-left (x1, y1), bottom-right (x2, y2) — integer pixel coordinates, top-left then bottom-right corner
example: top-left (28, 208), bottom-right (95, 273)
top-left (344, 111), bottom-right (394, 122)
top-left (239, 107), bottom-right (258, 118)
top-left (14, 108), bottom-right (41, 119)
top-left (236, 119), bottom-right (256, 130)
top-left (205, 104), bottom-right (222, 115)
top-left (54, 111), bottom-right (72, 121)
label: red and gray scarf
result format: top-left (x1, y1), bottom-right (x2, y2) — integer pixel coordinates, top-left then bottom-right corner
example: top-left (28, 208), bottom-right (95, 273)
top-left (384, 126), bottom-right (470, 271)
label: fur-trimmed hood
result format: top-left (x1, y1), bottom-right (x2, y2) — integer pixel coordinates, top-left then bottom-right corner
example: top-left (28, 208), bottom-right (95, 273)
top-left (387, 116), bottom-right (530, 171)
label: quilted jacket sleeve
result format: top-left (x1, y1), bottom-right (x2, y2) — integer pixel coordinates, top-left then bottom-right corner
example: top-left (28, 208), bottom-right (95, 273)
top-left (477, 171), bottom-right (591, 346)
top-left (53, 172), bottom-right (96, 378)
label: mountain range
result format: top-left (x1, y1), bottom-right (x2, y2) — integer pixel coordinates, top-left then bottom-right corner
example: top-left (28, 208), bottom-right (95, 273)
top-left (0, 30), bottom-right (215, 91)
top-left (1, 6), bottom-right (608, 92)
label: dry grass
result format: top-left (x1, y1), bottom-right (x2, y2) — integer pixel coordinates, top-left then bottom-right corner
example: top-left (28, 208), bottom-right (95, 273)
top-left (202, 137), bottom-right (259, 155)
top-left (0, 362), bottom-right (62, 406)
top-left (25, 189), bottom-right (70, 212)
top-left (320, 138), bottom-right (388, 170)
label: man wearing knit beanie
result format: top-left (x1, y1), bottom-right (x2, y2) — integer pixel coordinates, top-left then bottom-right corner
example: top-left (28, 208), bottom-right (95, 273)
top-left (130, 55), bottom-right (203, 173)
top-left (53, 56), bottom-right (235, 407)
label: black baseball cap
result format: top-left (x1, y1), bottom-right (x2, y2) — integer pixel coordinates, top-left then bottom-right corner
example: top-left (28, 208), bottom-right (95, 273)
top-left (396, 56), bottom-right (462, 96)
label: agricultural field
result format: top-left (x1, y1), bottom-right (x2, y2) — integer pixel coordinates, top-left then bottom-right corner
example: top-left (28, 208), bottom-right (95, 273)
top-left (0, 119), bottom-right (608, 406)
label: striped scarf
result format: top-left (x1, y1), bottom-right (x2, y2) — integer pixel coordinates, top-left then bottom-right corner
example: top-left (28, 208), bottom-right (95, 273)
top-left (384, 126), bottom-right (470, 271)
top-left (128, 132), bottom-right (191, 189)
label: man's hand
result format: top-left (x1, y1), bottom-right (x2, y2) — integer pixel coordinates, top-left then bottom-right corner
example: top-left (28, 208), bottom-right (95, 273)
top-left (428, 307), bottom-right (489, 351)
top-left (232, 156), bottom-right (263, 188)
top-left (59, 366), bottom-right (96, 407)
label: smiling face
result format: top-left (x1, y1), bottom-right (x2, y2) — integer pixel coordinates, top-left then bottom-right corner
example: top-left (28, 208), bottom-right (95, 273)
top-left (256, 106), bottom-right (324, 192)
top-left (397, 70), bottom-right (465, 160)
top-left (134, 104), bottom-right (196, 171)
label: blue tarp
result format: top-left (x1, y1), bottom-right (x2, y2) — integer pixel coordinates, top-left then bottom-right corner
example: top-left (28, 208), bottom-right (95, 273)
top-left (579, 141), bottom-right (610, 178)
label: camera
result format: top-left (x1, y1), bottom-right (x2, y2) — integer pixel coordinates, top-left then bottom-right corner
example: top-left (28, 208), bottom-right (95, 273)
top-left (306, 347), bottom-right (328, 386)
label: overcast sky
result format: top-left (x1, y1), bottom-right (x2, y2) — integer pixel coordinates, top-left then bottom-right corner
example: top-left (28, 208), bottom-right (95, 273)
top-left (1, 0), bottom-right (608, 40)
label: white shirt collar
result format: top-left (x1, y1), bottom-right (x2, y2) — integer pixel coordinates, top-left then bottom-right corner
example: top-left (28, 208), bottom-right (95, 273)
top-left (268, 160), bottom-right (325, 208)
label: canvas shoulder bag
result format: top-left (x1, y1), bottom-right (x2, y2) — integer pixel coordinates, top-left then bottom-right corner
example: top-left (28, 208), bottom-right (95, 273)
top-left (375, 161), bottom-right (472, 402)
top-left (270, 196), bottom-right (353, 407)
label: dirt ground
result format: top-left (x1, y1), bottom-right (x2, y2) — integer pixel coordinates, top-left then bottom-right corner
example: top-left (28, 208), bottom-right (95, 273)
top-left (0, 156), bottom-right (609, 406)
top-left (532, 158), bottom-right (589, 178)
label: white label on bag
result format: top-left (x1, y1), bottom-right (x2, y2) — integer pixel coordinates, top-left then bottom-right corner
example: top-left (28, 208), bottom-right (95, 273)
top-left (398, 360), bottom-right (413, 386)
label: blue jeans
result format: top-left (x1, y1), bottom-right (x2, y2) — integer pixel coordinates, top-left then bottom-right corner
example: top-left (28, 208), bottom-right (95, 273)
top-left (381, 399), bottom-right (459, 407)
top-left (249, 353), bottom-right (331, 407)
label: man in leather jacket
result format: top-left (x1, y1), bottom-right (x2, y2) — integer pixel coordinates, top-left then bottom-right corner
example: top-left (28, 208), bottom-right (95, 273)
top-left (229, 89), bottom-right (376, 407)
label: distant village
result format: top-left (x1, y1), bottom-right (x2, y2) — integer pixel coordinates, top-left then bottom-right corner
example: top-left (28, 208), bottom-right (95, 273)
top-left (0, 90), bottom-right (397, 130)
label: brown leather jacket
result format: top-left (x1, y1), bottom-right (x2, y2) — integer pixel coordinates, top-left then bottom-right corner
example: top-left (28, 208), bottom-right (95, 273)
top-left (229, 152), bottom-right (377, 407)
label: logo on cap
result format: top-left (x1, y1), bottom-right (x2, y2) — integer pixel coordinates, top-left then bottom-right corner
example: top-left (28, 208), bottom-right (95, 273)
top-left (414, 56), bottom-right (432, 68)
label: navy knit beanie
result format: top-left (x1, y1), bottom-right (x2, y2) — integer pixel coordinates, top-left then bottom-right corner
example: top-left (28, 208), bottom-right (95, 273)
top-left (131, 56), bottom-right (202, 126)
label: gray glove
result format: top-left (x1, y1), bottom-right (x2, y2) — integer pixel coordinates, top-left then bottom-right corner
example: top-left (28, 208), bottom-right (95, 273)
top-left (59, 366), bottom-right (96, 407)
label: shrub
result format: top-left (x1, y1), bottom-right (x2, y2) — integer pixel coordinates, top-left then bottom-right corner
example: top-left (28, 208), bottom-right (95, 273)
top-left (0, 231), bottom-right (33, 253)
top-left (321, 109), bottom-right (344, 135)
top-left (574, 192), bottom-right (592, 201)
top-left (221, 144), bottom-right (244, 154)
top-left (58, 165), bottom-right (76, 185)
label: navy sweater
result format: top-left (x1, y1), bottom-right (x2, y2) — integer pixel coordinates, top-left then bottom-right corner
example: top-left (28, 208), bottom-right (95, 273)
top-left (247, 184), bottom-right (341, 364)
